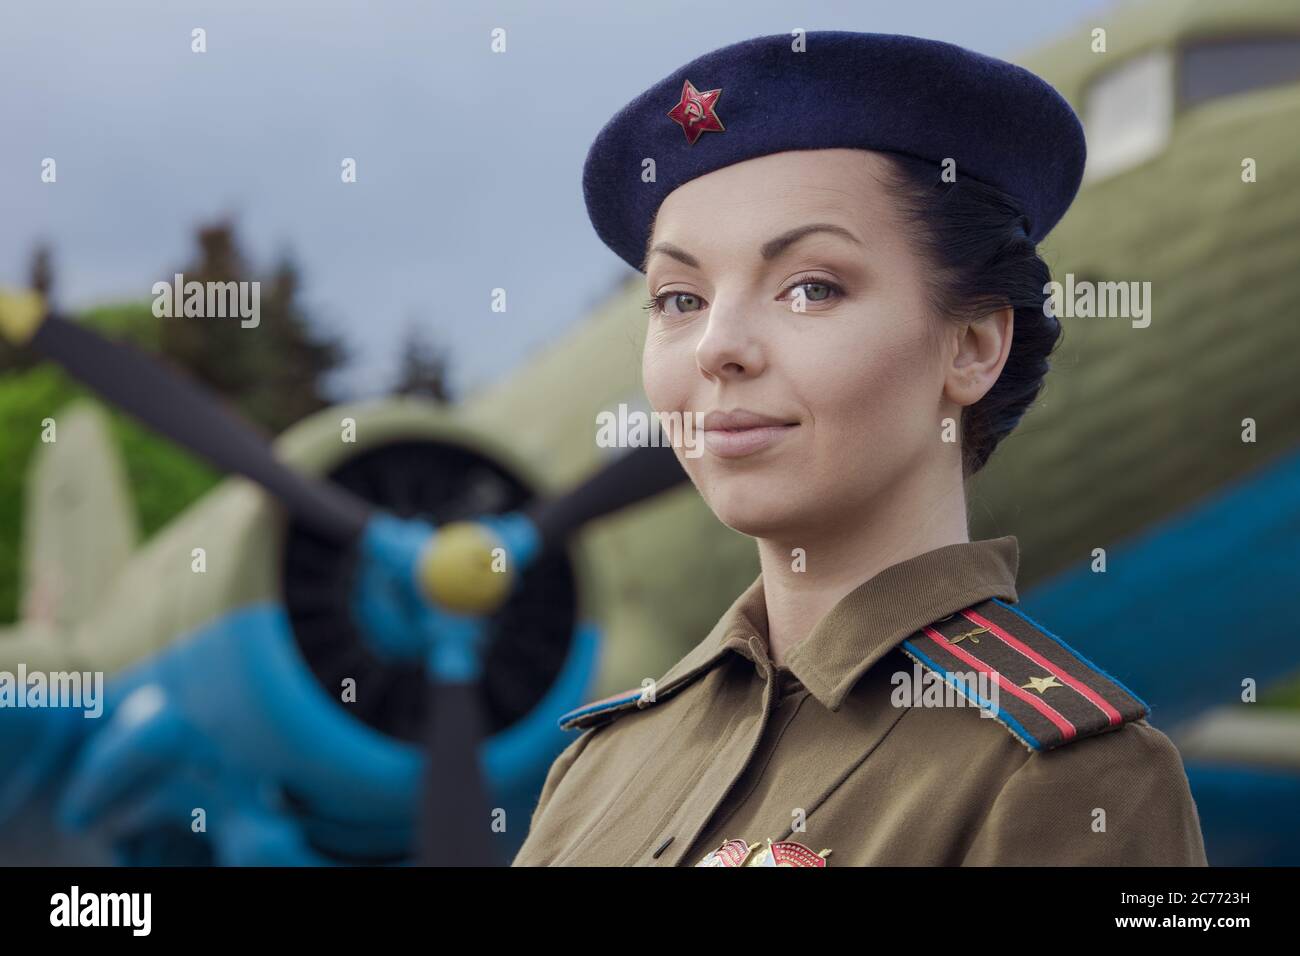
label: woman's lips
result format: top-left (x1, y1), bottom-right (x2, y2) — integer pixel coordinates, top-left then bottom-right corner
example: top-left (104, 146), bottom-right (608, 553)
top-left (702, 423), bottom-right (798, 458)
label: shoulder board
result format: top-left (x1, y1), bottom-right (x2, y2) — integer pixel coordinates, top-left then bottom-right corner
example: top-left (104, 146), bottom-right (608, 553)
top-left (559, 674), bottom-right (705, 731)
top-left (561, 632), bottom-right (742, 731)
top-left (898, 597), bottom-right (1150, 752)
top-left (558, 688), bottom-right (652, 732)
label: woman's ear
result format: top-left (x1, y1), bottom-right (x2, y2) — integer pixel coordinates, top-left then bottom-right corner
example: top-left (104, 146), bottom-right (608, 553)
top-left (944, 305), bottom-right (1014, 407)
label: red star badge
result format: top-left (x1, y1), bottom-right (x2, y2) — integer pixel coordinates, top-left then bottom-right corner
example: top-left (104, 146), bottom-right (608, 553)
top-left (667, 79), bottom-right (724, 145)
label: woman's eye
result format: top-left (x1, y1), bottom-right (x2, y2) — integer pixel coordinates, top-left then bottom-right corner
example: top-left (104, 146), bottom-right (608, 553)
top-left (645, 291), bottom-right (706, 317)
top-left (780, 276), bottom-right (843, 308)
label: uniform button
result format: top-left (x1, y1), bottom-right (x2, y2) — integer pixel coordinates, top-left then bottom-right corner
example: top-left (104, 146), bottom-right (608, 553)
top-left (652, 836), bottom-right (674, 859)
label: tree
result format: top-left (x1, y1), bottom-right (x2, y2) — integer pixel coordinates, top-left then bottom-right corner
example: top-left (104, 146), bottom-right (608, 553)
top-left (392, 319), bottom-right (453, 402)
top-left (29, 243), bottom-right (53, 297)
top-left (157, 221), bottom-right (346, 433)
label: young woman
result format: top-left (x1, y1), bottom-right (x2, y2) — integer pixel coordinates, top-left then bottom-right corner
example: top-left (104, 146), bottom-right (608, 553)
top-left (513, 31), bottom-right (1207, 867)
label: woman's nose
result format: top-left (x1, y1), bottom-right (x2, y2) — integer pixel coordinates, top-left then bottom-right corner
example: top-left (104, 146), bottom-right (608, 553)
top-left (695, 301), bottom-right (766, 380)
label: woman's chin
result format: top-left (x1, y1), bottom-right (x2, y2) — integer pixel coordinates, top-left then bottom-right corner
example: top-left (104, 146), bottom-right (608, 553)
top-left (705, 495), bottom-right (808, 540)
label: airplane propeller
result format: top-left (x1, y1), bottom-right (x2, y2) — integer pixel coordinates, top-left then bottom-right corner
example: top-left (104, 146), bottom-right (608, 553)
top-left (0, 289), bottom-right (689, 865)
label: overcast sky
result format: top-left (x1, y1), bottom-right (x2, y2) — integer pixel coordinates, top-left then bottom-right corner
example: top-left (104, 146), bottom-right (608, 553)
top-left (1, 0), bottom-right (1117, 400)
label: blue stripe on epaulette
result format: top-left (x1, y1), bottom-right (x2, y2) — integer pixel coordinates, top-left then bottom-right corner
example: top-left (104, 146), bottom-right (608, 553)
top-left (900, 638), bottom-right (1044, 751)
top-left (557, 690), bottom-right (644, 730)
top-left (991, 598), bottom-right (1151, 714)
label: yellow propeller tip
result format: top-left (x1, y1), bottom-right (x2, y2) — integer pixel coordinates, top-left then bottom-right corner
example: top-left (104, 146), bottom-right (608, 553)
top-left (419, 521), bottom-right (514, 615)
top-left (0, 289), bottom-right (48, 345)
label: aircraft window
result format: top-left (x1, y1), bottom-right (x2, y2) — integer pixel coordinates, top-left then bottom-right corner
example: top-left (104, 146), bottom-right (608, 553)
top-left (1082, 49), bottom-right (1173, 183)
top-left (1180, 36), bottom-right (1300, 108)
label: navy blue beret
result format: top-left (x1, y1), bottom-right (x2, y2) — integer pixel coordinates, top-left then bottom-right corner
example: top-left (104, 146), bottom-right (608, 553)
top-left (583, 31), bottom-right (1086, 272)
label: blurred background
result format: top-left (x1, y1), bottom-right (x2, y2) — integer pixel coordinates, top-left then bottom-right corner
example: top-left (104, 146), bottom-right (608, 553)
top-left (0, 0), bottom-right (1297, 866)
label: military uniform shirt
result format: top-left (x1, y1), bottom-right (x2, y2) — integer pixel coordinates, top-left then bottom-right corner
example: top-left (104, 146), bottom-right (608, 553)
top-left (512, 537), bottom-right (1208, 866)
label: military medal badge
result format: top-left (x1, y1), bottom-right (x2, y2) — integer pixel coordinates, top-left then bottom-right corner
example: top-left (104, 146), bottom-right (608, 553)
top-left (696, 837), bottom-right (831, 867)
top-left (696, 838), bottom-right (752, 867)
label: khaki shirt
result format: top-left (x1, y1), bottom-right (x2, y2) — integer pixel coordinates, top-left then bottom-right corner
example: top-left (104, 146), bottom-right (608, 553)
top-left (513, 537), bottom-right (1208, 866)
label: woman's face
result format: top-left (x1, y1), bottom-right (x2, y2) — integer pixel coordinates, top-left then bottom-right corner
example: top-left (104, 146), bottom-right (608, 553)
top-left (641, 148), bottom-right (962, 541)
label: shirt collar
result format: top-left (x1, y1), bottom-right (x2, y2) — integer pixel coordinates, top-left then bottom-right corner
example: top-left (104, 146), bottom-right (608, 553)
top-left (655, 536), bottom-right (1020, 711)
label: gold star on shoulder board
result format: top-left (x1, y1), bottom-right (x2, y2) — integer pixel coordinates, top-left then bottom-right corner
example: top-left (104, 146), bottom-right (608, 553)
top-left (1021, 674), bottom-right (1065, 694)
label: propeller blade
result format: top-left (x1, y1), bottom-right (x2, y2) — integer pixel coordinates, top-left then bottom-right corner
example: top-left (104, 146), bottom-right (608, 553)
top-left (418, 681), bottom-right (497, 866)
top-left (26, 308), bottom-right (371, 542)
top-left (525, 443), bottom-right (688, 551)
top-left (413, 443), bottom-right (688, 863)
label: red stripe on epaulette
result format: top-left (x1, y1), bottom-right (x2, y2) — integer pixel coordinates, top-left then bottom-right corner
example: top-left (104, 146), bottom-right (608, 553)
top-left (900, 598), bottom-right (1149, 751)
top-left (962, 607), bottom-right (1125, 727)
top-left (920, 625), bottom-right (1080, 743)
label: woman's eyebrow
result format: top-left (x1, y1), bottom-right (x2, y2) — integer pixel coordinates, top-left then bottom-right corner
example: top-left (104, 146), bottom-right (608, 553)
top-left (760, 223), bottom-right (863, 260)
top-left (643, 242), bottom-right (699, 271)
top-left (643, 223), bottom-right (862, 272)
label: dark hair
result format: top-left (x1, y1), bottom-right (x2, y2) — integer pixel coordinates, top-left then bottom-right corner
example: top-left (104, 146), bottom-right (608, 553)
top-left (879, 152), bottom-right (1061, 475)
